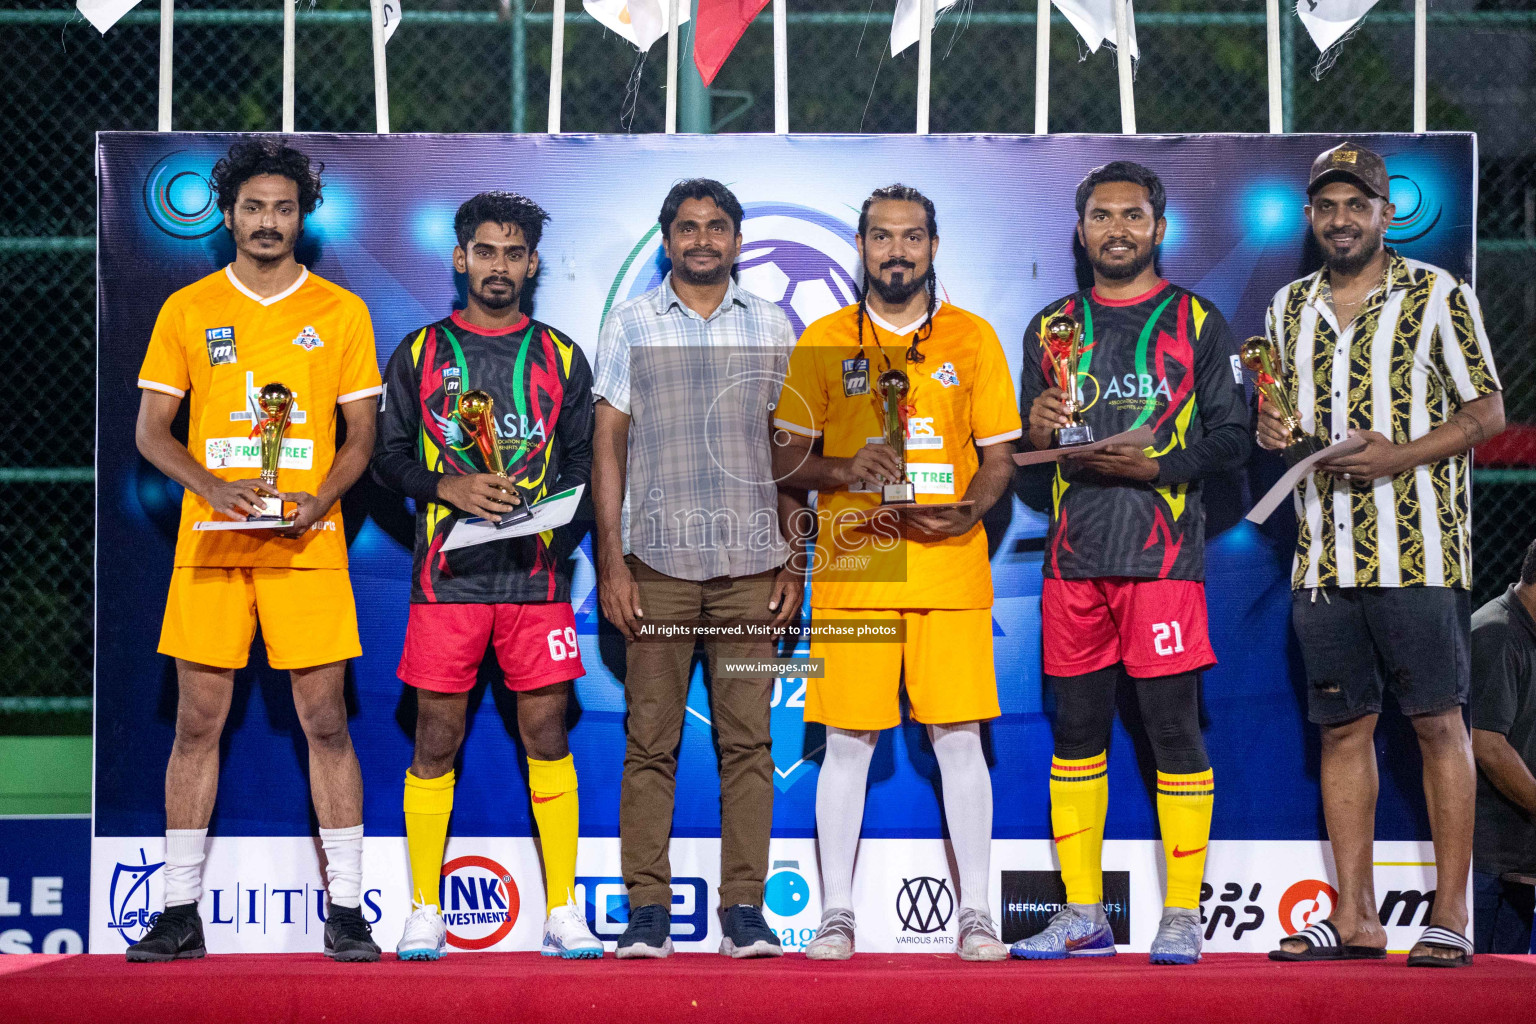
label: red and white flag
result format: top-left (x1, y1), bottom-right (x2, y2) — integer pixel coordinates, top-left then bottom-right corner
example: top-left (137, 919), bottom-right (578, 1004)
top-left (695, 0), bottom-right (771, 85)
top-left (584, 0), bottom-right (690, 52)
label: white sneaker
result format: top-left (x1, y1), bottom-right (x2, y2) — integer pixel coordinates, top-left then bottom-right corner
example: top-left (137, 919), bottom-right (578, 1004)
top-left (805, 907), bottom-right (856, 961)
top-left (396, 902), bottom-right (447, 961)
top-left (957, 908), bottom-right (1008, 961)
top-left (542, 899), bottom-right (604, 959)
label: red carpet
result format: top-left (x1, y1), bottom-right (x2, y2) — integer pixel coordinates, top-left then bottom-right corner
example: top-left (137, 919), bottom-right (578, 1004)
top-left (3, 952), bottom-right (1535, 1024)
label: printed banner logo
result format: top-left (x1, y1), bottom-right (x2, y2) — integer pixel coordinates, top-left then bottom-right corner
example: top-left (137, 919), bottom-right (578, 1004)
top-left (1200, 881), bottom-right (1266, 941)
top-left (573, 876), bottom-right (708, 941)
top-left (439, 855), bottom-right (520, 950)
top-left (143, 151), bottom-right (222, 239)
top-left (895, 876), bottom-right (954, 936)
top-left (1000, 870), bottom-right (1131, 945)
top-left (105, 849), bottom-right (164, 944)
top-left (1277, 878), bottom-right (1337, 936)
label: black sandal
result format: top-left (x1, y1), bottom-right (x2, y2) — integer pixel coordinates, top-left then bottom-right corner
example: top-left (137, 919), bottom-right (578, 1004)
top-left (1406, 925), bottom-right (1473, 968)
top-left (1268, 920), bottom-right (1388, 961)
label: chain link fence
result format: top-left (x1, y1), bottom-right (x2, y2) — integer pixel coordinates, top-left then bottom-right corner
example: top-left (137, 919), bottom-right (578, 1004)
top-left (4, 0), bottom-right (1533, 723)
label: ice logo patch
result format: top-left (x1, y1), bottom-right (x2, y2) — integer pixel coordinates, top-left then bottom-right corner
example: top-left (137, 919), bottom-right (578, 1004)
top-left (605, 203), bottom-right (861, 335)
top-left (106, 849), bottom-right (165, 944)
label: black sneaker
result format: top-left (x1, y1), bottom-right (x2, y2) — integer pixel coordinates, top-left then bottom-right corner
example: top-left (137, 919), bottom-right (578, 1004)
top-left (615, 903), bottom-right (673, 959)
top-left (125, 903), bottom-right (206, 962)
top-left (719, 904), bottom-right (783, 959)
top-left (324, 904), bottom-right (381, 962)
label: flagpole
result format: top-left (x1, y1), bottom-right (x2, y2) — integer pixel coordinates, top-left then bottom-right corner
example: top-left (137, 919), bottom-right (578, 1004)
top-left (773, 0), bottom-right (788, 133)
top-left (548, 0), bottom-right (566, 132)
top-left (1114, 0), bottom-right (1134, 134)
top-left (1265, 0), bottom-right (1281, 133)
top-left (1032, 0), bottom-right (1049, 134)
top-left (369, 0), bottom-right (390, 133)
top-left (1413, 0), bottom-right (1426, 131)
top-left (282, 0), bottom-right (295, 132)
top-left (157, 0), bottom-right (172, 131)
top-left (665, 0), bottom-right (680, 132)
top-left (916, 0), bottom-right (934, 134)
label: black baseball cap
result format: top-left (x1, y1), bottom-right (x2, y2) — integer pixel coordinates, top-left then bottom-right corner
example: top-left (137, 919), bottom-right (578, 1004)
top-left (1307, 142), bottom-right (1390, 200)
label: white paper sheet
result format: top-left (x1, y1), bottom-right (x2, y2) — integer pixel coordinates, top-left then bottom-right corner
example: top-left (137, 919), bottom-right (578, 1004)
top-left (441, 484), bottom-right (584, 552)
top-left (1245, 435), bottom-right (1368, 525)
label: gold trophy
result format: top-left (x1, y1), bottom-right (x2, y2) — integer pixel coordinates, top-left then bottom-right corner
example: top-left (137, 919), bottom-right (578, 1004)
top-left (456, 389), bottom-right (532, 525)
top-left (1043, 314), bottom-right (1094, 447)
top-left (876, 369), bottom-right (916, 505)
top-left (1240, 337), bottom-right (1324, 468)
top-left (250, 382), bottom-right (294, 521)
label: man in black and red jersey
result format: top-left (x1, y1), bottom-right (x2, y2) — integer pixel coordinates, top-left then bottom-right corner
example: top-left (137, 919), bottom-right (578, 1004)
top-left (372, 191), bottom-right (601, 961)
top-left (1011, 162), bottom-right (1249, 965)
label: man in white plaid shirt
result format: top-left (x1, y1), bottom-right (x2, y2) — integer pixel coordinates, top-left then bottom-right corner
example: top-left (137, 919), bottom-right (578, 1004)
top-left (592, 179), bottom-right (802, 959)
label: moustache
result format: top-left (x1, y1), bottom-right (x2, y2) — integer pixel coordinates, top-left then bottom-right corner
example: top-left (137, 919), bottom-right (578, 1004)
top-left (880, 259), bottom-right (916, 271)
top-left (684, 247), bottom-right (723, 258)
top-left (251, 231), bottom-right (284, 241)
top-left (482, 277), bottom-right (515, 288)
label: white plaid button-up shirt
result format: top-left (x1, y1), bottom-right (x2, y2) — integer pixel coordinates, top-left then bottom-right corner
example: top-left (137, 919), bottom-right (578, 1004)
top-left (593, 274), bottom-right (796, 581)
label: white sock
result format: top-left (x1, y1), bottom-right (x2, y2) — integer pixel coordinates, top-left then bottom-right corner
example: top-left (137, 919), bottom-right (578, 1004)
top-left (815, 728), bottom-right (879, 912)
top-left (163, 828), bottom-right (208, 907)
top-left (319, 825), bottom-right (364, 909)
top-left (929, 721), bottom-right (993, 914)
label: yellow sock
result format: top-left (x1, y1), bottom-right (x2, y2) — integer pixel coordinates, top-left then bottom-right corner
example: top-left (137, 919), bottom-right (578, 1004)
top-left (1157, 768), bottom-right (1214, 910)
top-left (1050, 753), bottom-right (1109, 906)
top-left (528, 754), bottom-right (580, 914)
top-left (403, 769), bottom-right (455, 909)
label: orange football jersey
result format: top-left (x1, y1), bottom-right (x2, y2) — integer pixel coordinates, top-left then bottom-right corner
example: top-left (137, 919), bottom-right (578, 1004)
top-left (774, 301), bottom-right (1022, 610)
top-left (137, 266), bottom-right (381, 568)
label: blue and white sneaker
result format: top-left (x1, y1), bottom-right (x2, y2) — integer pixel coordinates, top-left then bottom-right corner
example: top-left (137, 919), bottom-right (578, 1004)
top-left (1009, 904), bottom-right (1116, 960)
top-left (542, 898), bottom-right (604, 959)
top-left (1149, 907), bottom-right (1203, 965)
top-left (396, 901), bottom-right (447, 961)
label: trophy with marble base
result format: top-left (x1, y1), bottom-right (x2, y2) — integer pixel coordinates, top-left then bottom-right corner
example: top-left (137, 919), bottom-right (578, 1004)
top-left (1044, 314), bottom-right (1095, 448)
top-left (1241, 337), bottom-right (1324, 469)
top-left (249, 382), bottom-right (294, 522)
top-left (457, 389), bottom-right (533, 527)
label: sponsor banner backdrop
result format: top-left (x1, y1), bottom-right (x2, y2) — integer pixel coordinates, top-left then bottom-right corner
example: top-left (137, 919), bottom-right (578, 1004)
top-left (95, 133), bottom-right (1475, 953)
top-left (0, 817), bottom-right (90, 954)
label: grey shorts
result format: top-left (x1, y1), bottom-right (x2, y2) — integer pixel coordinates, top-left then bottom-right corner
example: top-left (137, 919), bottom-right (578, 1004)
top-left (1290, 586), bottom-right (1471, 726)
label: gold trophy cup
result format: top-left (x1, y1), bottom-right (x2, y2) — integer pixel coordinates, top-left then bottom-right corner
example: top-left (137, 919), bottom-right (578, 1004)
top-left (456, 389), bottom-right (533, 525)
top-left (1240, 337), bottom-right (1324, 468)
top-left (1043, 314), bottom-right (1095, 447)
top-left (251, 382), bottom-right (294, 521)
top-left (876, 369), bottom-right (916, 505)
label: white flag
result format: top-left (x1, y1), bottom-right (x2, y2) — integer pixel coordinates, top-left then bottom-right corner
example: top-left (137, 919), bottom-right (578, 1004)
top-left (1052, 0), bottom-right (1139, 60)
top-left (1295, 0), bottom-right (1381, 54)
top-left (890, 0), bottom-right (959, 57)
top-left (76, 0), bottom-right (143, 34)
top-left (583, 0), bottom-right (690, 53)
top-left (381, 0), bottom-right (403, 44)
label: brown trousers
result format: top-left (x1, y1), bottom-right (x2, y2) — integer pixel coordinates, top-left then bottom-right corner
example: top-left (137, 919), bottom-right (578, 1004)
top-left (620, 555), bottom-right (777, 909)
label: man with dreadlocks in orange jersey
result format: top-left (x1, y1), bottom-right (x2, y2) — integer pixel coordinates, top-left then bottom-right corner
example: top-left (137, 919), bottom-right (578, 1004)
top-left (772, 185), bottom-right (1023, 961)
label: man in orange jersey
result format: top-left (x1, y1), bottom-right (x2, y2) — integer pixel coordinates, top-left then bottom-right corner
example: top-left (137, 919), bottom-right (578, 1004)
top-left (772, 185), bottom-right (1021, 962)
top-left (127, 139), bottom-right (382, 963)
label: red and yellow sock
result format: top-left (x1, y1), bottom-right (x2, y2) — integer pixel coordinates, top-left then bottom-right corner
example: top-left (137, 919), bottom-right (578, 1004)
top-left (1050, 752), bottom-right (1109, 906)
top-left (1156, 768), bottom-right (1214, 910)
top-left (528, 754), bottom-right (580, 914)
top-left (403, 769), bottom-right (455, 909)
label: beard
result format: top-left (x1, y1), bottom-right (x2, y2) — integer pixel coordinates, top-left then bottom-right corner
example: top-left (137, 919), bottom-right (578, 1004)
top-left (1087, 243), bottom-right (1155, 282)
top-left (866, 262), bottom-right (929, 305)
top-left (1320, 229), bottom-right (1383, 276)
top-left (471, 276), bottom-right (520, 311)
top-left (672, 247), bottom-right (733, 286)
top-left (237, 227), bottom-right (293, 264)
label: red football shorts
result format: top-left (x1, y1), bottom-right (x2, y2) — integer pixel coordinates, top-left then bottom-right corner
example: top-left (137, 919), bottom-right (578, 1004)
top-left (399, 602), bottom-right (586, 693)
top-left (1041, 577), bottom-right (1216, 679)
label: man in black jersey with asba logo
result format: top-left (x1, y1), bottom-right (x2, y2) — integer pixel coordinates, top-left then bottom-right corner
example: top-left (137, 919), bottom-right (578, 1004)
top-left (372, 191), bottom-right (602, 961)
top-left (1012, 162), bottom-right (1249, 965)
